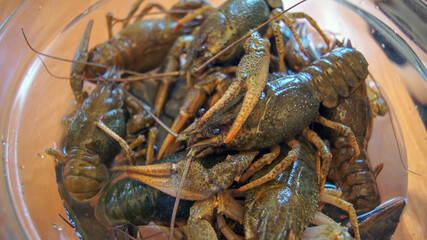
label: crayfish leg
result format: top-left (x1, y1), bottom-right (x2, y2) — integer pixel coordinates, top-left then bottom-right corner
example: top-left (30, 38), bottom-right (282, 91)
top-left (106, 0), bottom-right (165, 36)
top-left (188, 191), bottom-right (244, 239)
top-left (157, 86), bottom-right (207, 160)
top-left (317, 116), bottom-right (360, 162)
top-left (269, 8), bottom-right (310, 59)
top-left (233, 141), bottom-right (300, 193)
top-left (238, 144), bottom-right (281, 183)
top-left (270, 20), bottom-right (286, 72)
top-left (173, 5), bottom-right (216, 33)
top-left (70, 20), bottom-right (92, 106)
top-left (145, 127), bottom-right (158, 165)
top-left (302, 128), bottom-right (332, 197)
top-left (285, 11), bottom-right (331, 51)
top-left (126, 134), bottom-right (147, 162)
top-left (217, 215), bottom-right (244, 240)
top-left (124, 93), bottom-right (155, 135)
top-left (315, 151), bottom-right (321, 184)
top-left (96, 119), bottom-right (136, 165)
top-left (126, 1), bottom-right (164, 27)
top-left (154, 35), bottom-right (193, 117)
top-left (320, 189), bottom-right (361, 240)
top-left (45, 148), bottom-right (68, 164)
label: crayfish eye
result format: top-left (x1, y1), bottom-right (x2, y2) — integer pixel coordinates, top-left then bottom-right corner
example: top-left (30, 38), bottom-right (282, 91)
top-left (196, 45), bottom-right (206, 57)
top-left (197, 108), bottom-right (206, 118)
top-left (210, 128), bottom-right (221, 136)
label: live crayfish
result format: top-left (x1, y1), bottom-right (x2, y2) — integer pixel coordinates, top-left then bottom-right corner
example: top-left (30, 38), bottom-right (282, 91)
top-left (122, 139), bottom-right (359, 240)
top-left (120, 46), bottom-right (371, 239)
top-left (105, 144), bottom-right (403, 240)
top-left (157, 0), bottom-right (281, 158)
top-left (116, 143), bottom-right (403, 240)
top-left (45, 65), bottom-right (155, 202)
top-left (46, 81), bottom-right (128, 201)
top-left (39, 0), bottom-right (407, 238)
top-left (123, 139), bottom-right (404, 240)
top-left (70, 0), bottom-right (211, 105)
top-left (117, 148), bottom-right (257, 239)
top-left (270, 31), bottom-right (387, 216)
top-left (244, 140), bottom-right (361, 240)
top-left (157, 0), bottom-right (333, 159)
top-left (173, 47), bottom-right (368, 196)
top-left (272, 35), bottom-right (387, 216)
top-left (96, 177), bottom-right (194, 227)
top-left (320, 80), bottom-right (388, 215)
top-left (95, 149), bottom-right (194, 228)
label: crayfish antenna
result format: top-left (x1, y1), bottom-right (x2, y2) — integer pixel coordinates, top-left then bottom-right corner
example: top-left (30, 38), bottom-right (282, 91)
top-left (22, 28), bottom-right (107, 74)
top-left (122, 88), bottom-right (178, 138)
top-left (169, 148), bottom-right (197, 240)
top-left (22, 28), bottom-right (180, 82)
top-left (368, 74), bottom-right (421, 176)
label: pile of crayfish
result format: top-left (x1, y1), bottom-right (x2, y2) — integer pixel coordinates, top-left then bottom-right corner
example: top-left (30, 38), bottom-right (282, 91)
top-left (44, 0), bottom-right (405, 239)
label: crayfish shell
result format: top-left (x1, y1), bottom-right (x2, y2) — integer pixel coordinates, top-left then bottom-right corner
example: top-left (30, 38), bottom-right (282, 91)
top-left (244, 143), bottom-right (319, 239)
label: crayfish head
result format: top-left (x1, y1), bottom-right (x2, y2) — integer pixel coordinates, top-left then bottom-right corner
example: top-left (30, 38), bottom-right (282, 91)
top-left (178, 120), bottom-right (231, 152)
top-left (178, 95), bottom-right (240, 150)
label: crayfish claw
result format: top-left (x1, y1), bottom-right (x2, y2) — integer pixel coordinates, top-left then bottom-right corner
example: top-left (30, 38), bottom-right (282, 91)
top-left (70, 20), bottom-right (93, 105)
top-left (199, 31), bottom-right (270, 144)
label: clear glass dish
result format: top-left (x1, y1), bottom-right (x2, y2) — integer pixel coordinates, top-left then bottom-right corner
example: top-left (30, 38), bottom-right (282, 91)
top-left (0, 0), bottom-right (425, 239)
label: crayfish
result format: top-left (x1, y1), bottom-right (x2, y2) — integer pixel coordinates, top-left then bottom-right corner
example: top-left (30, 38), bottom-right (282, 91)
top-left (45, 82), bottom-right (127, 201)
top-left (38, 0), bottom-right (407, 239)
top-left (156, 0), bottom-right (333, 159)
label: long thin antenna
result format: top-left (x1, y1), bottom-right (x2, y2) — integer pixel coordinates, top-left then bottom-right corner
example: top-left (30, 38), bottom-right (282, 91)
top-left (22, 28), bottom-right (106, 69)
top-left (370, 74), bottom-right (421, 176)
top-left (38, 56), bottom-right (70, 80)
top-left (122, 88), bottom-right (178, 137)
top-left (141, 9), bottom-right (193, 16)
top-left (69, 70), bottom-right (181, 82)
top-left (58, 214), bottom-right (74, 229)
top-left (22, 28), bottom-right (156, 78)
top-left (38, 53), bottom-right (181, 82)
top-left (169, 150), bottom-right (195, 239)
top-left (114, 71), bottom-right (181, 82)
top-left (145, 109), bottom-right (178, 138)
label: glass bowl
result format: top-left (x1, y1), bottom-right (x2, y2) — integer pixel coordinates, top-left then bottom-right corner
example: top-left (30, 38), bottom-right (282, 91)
top-left (0, 0), bottom-right (426, 239)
